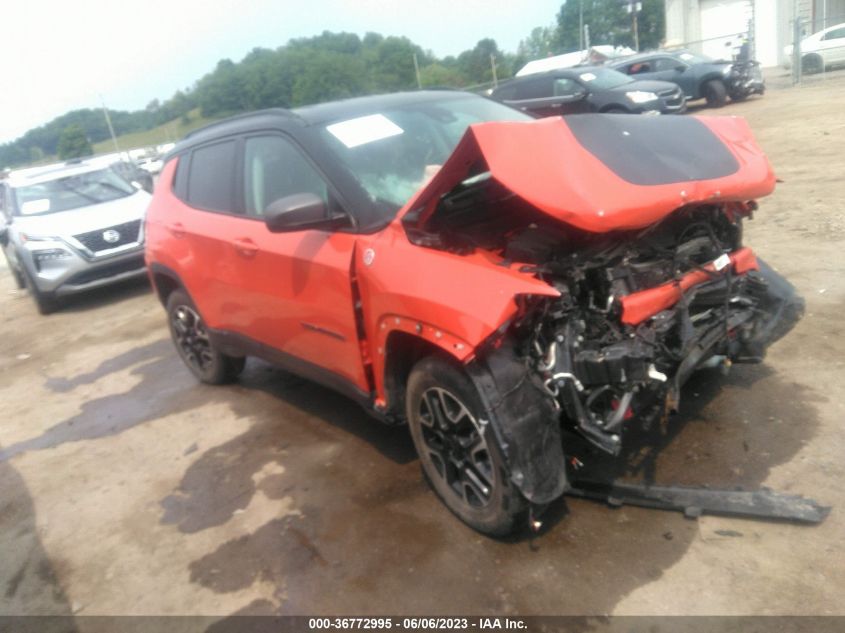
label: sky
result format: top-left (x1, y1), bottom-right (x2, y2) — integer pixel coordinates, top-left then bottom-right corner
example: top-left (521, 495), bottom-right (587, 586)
top-left (0, 0), bottom-right (563, 144)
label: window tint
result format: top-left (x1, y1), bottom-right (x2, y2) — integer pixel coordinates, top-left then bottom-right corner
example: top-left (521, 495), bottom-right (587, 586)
top-left (186, 140), bottom-right (236, 212)
top-left (823, 27), bottom-right (845, 40)
top-left (514, 77), bottom-right (553, 99)
top-left (493, 84), bottom-right (518, 100)
top-left (243, 136), bottom-right (328, 217)
top-left (654, 57), bottom-right (682, 71)
top-left (553, 78), bottom-right (580, 96)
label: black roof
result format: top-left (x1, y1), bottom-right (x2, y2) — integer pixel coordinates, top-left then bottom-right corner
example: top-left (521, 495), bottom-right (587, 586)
top-left (175, 90), bottom-right (476, 155)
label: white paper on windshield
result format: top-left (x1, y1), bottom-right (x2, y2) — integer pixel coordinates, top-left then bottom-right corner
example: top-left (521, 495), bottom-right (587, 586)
top-left (579, 72), bottom-right (597, 82)
top-left (21, 199), bottom-right (50, 215)
top-left (327, 114), bottom-right (404, 148)
top-left (679, 53), bottom-right (694, 61)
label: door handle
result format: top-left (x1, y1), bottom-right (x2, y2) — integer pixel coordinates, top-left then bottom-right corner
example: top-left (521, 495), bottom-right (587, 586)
top-left (166, 222), bottom-right (185, 238)
top-left (232, 237), bottom-right (258, 257)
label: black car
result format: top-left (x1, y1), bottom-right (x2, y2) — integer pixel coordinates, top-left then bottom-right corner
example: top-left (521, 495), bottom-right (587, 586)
top-left (609, 50), bottom-right (765, 108)
top-left (490, 66), bottom-right (685, 118)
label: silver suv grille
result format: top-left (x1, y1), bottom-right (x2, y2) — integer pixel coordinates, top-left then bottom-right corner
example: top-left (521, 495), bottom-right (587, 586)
top-left (74, 220), bottom-right (142, 253)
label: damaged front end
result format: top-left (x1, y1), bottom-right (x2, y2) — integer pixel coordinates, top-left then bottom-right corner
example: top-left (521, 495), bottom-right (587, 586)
top-left (512, 204), bottom-right (804, 458)
top-left (400, 114), bottom-right (806, 511)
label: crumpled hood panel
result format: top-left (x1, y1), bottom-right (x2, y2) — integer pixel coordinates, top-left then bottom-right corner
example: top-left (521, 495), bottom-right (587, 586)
top-left (405, 114), bottom-right (775, 233)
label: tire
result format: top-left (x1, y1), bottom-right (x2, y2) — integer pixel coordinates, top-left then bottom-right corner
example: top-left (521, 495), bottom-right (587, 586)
top-left (801, 54), bottom-right (824, 75)
top-left (602, 106), bottom-right (629, 114)
top-left (703, 79), bottom-right (727, 108)
top-left (406, 356), bottom-right (526, 536)
top-left (22, 266), bottom-right (58, 315)
top-left (166, 289), bottom-right (245, 384)
top-left (3, 249), bottom-right (25, 289)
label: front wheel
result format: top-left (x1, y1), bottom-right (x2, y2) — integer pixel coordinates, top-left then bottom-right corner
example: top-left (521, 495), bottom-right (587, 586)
top-left (703, 79), bottom-right (727, 107)
top-left (22, 266), bottom-right (58, 315)
top-left (406, 356), bottom-right (525, 535)
top-left (166, 289), bottom-right (245, 384)
top-left (3, 249), bottom-right (25, 289)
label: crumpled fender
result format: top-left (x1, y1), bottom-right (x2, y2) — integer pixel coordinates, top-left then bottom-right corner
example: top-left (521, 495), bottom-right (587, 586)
top-left (355, 222), bottom-right (559, 406)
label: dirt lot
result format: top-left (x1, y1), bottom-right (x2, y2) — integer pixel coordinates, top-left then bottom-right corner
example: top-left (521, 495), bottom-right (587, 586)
top-left (1, 75), bottom-right (844, 621)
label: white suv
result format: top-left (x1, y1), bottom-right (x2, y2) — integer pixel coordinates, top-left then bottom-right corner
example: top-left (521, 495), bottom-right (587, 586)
top-left (0, 160), bottom-right (151, 313)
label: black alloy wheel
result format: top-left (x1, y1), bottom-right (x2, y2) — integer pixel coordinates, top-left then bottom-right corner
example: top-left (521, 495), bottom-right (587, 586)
top-left (166, 289), bottom-right (245, 384)
top-left (406, 356), bottom-right (525, 535)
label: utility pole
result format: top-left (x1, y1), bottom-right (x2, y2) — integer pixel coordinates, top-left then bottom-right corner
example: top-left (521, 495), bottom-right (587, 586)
top-left (412, 53), bottom-right (422, 89)
top-left (625, 1), bottom-right (642, 51)
top-left (579, 0), bottom-right (584, 51)
top-left (490, 53), bottom-right (499, 88)
top-left (99, 94), bottom-right (120, 155)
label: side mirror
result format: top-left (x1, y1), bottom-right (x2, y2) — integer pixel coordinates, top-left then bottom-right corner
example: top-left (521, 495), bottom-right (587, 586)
top-left (264, 193), bottom-right (342, 233)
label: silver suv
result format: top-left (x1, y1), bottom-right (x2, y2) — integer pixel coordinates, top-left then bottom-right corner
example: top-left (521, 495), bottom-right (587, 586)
top-left (0, 160), bottom-right (151, 314)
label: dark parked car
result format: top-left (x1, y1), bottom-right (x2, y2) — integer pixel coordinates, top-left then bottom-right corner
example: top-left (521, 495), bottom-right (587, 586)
top-left (609, 50), bottom-right (764, 108)
top-left (490, 66), bottom-right (685, 117)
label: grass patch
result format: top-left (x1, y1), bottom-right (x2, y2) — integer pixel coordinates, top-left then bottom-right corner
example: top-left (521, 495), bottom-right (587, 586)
top-left (92, 109), bottom-right (217, 153)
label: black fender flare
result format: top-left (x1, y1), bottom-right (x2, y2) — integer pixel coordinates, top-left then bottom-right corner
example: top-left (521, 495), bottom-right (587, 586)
top-left (466, 339), bottom-right (568, 505)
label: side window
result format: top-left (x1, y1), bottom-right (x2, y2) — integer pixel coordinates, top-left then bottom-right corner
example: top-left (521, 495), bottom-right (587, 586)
top-left (172, 155), bottom-right (189, 200)
top-left (494, 84), bottom-right (518, 101)
top-left (654, 57), bottom-right (682, 71)
top-left (628, 61), bottom-right (653, 74)
top-left (553, 78), bottom-right (579, 96)
top-left (514, 77), bottom-right (554, 99)
top-left (823, 27), bottom-right (845, 40)
top-left (186, 140), bottom-right (237, 213)
top-left (243, 135), bottom-right (328, 217)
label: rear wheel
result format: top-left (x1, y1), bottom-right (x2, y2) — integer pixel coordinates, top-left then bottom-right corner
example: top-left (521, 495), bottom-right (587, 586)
top-left (703, 79), bottom-right (727, 107)
top-left (406, 356), bottom-right (525, 535)
top-left (166, 289), bottom-right (245, 384)
top-left (603, 106), bottom-right (629, 114)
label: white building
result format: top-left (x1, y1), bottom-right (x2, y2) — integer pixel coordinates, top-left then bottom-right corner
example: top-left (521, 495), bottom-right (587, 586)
top-left (664, 0), bottom-right (845, 67)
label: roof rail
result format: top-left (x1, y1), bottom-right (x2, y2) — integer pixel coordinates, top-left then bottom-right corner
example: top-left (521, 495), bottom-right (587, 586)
top-left (183, 107), bottom-right (302, 140)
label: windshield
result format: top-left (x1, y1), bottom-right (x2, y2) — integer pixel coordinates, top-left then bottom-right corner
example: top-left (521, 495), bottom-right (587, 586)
top-left (13, 168), bottom-right (136, 216)
top-left (319, 96), bottom-right (530, 212)
top-left (577, 68), bottom-right (633, 90)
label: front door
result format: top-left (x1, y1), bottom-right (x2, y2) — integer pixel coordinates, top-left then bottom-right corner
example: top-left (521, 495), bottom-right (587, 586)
top-left (227, 134), bottom-right (369, 392)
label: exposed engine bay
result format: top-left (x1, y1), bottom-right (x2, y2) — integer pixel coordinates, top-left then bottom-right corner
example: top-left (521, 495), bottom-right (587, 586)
top-left (408, 172), bottom-right (804, 462)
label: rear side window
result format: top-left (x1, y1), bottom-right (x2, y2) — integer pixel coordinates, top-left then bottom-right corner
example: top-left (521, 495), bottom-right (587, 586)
top-left (514, 77), bottom-right (553, 99)
top-left (186, 140), bottom-right (237, 212)
top-left (823, 27), bottom-right (845, 40)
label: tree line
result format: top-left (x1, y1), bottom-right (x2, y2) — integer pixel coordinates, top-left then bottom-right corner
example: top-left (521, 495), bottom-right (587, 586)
top-left (0, 1), bottom-right (664, 168)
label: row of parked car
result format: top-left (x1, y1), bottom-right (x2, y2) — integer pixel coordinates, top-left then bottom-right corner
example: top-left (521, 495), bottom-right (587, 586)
top-left (490, 48), bottom-right (765, 117)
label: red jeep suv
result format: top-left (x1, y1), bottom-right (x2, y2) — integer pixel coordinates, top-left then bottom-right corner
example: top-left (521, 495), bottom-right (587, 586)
top-left (145, 91), bottom-right (803, 534)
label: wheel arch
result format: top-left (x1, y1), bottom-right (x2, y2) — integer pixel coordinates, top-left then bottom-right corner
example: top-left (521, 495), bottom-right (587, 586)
top-left (382, 329), bottom-right (463, 420)
top-left (149, 262), bottom-right (185, 306)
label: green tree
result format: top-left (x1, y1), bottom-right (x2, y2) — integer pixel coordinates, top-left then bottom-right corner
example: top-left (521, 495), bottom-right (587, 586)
top-left (556, 0), bottom-right (664, 53)
top-left (56, 124), bottom-right (93, 159)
